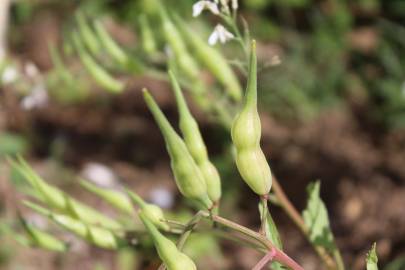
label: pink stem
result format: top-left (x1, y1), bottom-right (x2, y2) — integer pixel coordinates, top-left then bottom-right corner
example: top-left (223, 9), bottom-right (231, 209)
top-left (274, 249), bottom-right (305, 270)
top-left (252, 248), bottom-right (277, 270)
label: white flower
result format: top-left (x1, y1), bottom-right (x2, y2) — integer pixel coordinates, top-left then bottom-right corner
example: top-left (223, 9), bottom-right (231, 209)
top-left (193, 1), bottom-right (220, 17)
top-left (208, 24), bottom-right (234, 45)
top-left (232, 0), bottom-right (238, 10)
top-left (1, 65), bottom-right (18, 84)
top-left (24, 61), bottom-right (39, 78)
top-left (20, 84), bottom-right (48, 110)
top-left (149, 187), bottom-right (174, 209)
top-left (80, 162), bottom-right (118, 189)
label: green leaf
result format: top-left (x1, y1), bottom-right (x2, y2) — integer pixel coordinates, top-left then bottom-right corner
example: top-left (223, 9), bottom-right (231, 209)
top-left (366, 243), bottom-right (378, 270)
top-left (258, 202), bottom-right (285, 270)
top-left (302, 181), bottom-right (336, 252)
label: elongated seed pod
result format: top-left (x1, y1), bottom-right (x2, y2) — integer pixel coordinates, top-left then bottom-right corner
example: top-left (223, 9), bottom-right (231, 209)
top-left (169, 71), bottom-right (221, 202)
top-left (93, 20), bottom-right (128, 66)
top-left (21, 219), bottom-right (67, 252)
top-left (139, 212), bottom-right (197, 270)
top-left (126, 189), bottom-right (169, 231)
top-left (80, 179), bottom-right (133, 215)
top-left (76, 12), bottom-right (101, 56)
top-left (231, 41), bottom-right (272, 195)
top-left (72, 32), bottom-right (124, 93)
top-left (173, 16), bottom-right (242, 101)
top-left (10, 157), bottom-right (122, 230)
top-left (143, 89), bottom-right (212, 209)
top-left (25, 201), bottom-right (121, 250)
top-left (139, 15), bottom-right (157, 55)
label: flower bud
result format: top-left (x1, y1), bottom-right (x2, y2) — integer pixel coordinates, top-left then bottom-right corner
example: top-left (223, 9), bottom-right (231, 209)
top-left (173, 15), bottom-right (242, 101)
top-left (231, 41), bottom-right (272, 196)
top-left (93, 20), bottom-right (128, 66)
top-left (126, 189), bottom-right (169, 231)
top-left (139, 211), bottom-right (197, 270)
top-left (21, 219), bottom-right (67, 252)
top-left (25, 201), bottom-right (121, 250)
top-left (169, 71), bottom-right (221, 202)
top-left (143, 89), bottom-right (212, 209)
top-left (10, 157), bottom-right (122, 230)
top-left (72, 32), bottom-right (124, 93)
top-left (80, 179), bottom-right (134, 215)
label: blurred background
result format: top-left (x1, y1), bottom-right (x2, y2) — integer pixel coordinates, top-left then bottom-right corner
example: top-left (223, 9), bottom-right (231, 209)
top-left (1, 0), bottom-right (405, 269)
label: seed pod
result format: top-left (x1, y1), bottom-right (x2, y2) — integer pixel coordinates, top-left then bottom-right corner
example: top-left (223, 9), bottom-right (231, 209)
top-left (72, 32), bottom-right (124, 93)
top-left (231, 41), bottom-right (272, 196)
top-left (25, 201), bottom-right (121, 250)
top-left (139, 15), bottom-right (157, 55)
top-left (139, 211), bottom-right (197, 270)
top-left (126, 189), bottom-right (169, 231)
top-left (143, 89), bottom-right (212, 209)
top-left (76, 12), bottom-right (101, 56)
top-left (21, 218), bottom-right (67, 252)
top-left (93, 20), bottom-right (128, 66)
top-left (80, 179), bottom-right (134, 215)
top-left (173, 15), bottom-right (242, 101)
top-left (169, 71), bottom-right (221, 202)
top-left (10, 157), bottom-right (122, 230)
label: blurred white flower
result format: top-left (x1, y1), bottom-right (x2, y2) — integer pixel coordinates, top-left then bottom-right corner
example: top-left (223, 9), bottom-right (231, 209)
top-left (80, 162), bottom-right (118, 189)
top-left (24, 61), bottom-right (40, 78)
top-left (149, 187), bottom-right (174, 209)
top-left (1, 65), bottom-right (18, 84)
top-left (208, 24), bottom-right (234, 45)
top-left (20, 84), bottom-right (48, 110)
top-left (193, 1), bottom-right (220, 17)
top-left (232, 0), bottom-right (238, 10)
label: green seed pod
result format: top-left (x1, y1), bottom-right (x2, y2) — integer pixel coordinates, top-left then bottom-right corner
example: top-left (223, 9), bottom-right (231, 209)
top-left (21, 218), bottom-right (67, 252)
top-left (72, 32), bottom-right (124, 93)
top-left (173, 16), bottom-right (242, 101)
top-left (143, 89), bottom-right (212, 209)
top-left (126, 189), bottom-right (169, 231)
top-left (10, 157), bottom-right (122, 230)
top-left (80, 179), bottom-right (134, 215)
top-left (158, 9), bottom-right (200, 84)
top-left (139, 211), bottom-right (197, 270)
top-left (139, 15), bottom-right (157, 55)
top-left (25, 201), bottom-right (121, 250)
top-left (93, 20), bottom-right (128, 66)
top-left (169, 71), bottom-right (221, 202)
top-left (76, 12), bottom-right (101, 56)
top-left (231, 41), bottom-right (272, 196)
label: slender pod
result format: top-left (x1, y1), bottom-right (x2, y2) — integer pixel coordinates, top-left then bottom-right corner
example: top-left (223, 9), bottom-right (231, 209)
top-left (173, 15), bottom-right (242, 101)
top-left (231, 41), bottom-right (272, 196)
top-left (139, 15), bottom-right (157, 55)
top-left (76, 12), bottom-right (101, 56)
top-left (80, 179), bottom-right (134, 215)
top-left (21, 218), bottom-right (67, 252)
top-left (25, 201), bottom-right (121, 250)
top-left (10, 157), bottom-right (122, 230)
top-left (169, 71), bottom-right (221, 203)
top-left (139, 212), bottom-right (197, 270)
top-left (126, 189), bottom-right (169, 231)
top-left (93, 20), bottom-right (128, 66)
top-left (72, 32), bottom-right (124, 93)
top-left (143, 89), bottom-right (212, 209)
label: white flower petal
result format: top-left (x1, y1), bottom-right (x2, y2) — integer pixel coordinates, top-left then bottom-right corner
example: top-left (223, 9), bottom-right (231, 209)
top-left (81, 162), bottom-right (118, 189)
top-left (192, 1), bottom-right (219, 17)
top-left (232, 0), bottom-right (238, 10)
top-left (209, 24), bottom-right (234, 45)
top-left (21, 84), bottom-right (48, 110)
top-left (208, 30), bottom-right (219, 45)
top-left (1, 66), bottom-right (18, 84)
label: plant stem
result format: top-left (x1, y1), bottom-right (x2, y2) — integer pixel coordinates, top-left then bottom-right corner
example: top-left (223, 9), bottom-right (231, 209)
top-left (271, 177), bottom-right (337, 269)
top-left (333, 248), bottom-right (345, 270)
top-left (259, 195), bottom-right (268, 236)
top-left (252, 248), bottom-right (276, 270)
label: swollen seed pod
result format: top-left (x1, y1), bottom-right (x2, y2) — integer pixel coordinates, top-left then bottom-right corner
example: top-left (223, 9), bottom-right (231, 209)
top-left (76, 12), bottom-right (101, 56)
top-left (93, 20), bottom-right (128, 66)
top-left (126, 190), bottom-right (169, 231)
top-left (143, 89), bottom-right (212, 209)
top-left (139, 212), bottom-right (197, 270)
top-left (72, 32), bottom-right (124, 93)
top-left (173, 16), bottom-right (242, 101)
top-left (24, 201), bottom-right (120, 250)
top-left (231, 41), bottom-right (272, 196)
top-left (80, 179), bottom-right (134, 215)
top-left (169, 71), bottom-right (221, 202)
top-left (10, 157), bottom-right (122, 230)
top-left (21, 219), bottom-right (67, 252)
